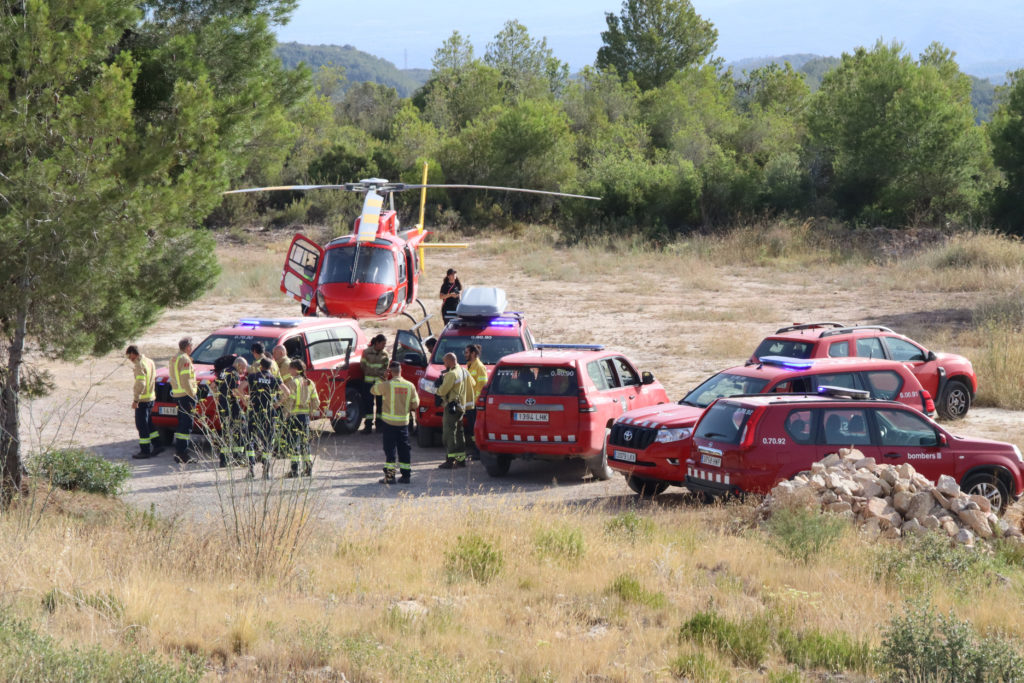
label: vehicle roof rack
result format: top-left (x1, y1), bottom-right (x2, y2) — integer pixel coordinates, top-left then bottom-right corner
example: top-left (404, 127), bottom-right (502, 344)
top-left (816, 385), bottom-right (871, 399)
top-left (236, 318), bottom-right (301, 328)
top-left (819, 325), bottom-right (894, 338)
top-left (535, 343), bottom-right (605, 354)
top-left (757, 355), bottom-right (815, 370)
top-left (774, 322), bottom-right (846, 334)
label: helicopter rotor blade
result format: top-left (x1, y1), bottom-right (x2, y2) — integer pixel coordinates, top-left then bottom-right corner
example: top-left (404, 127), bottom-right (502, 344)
top-left (222, 184), bottom-right (348, 194)
top-left (398, 184), bottom-right (600, 200)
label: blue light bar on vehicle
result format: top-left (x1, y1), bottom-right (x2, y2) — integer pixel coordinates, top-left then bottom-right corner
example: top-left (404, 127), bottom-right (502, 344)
top-left (487, 318), bottom-right (518, 327)
top-left (236, 319), bottom-right (301, 328)
top-left (535, 343), bottom-right (605, 351)
top-left (759, 355), bottom-right (814, 370)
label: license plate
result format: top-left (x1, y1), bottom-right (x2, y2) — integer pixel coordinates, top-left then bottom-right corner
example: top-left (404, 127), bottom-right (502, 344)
top-left (700, 453), bottom-right (721, 467)
top-left (158, 406), bottom-right (178, 416)
top-left (513, 412), bottom-right (548, 422)
top-left (612, 449), bottom-right (636, 463)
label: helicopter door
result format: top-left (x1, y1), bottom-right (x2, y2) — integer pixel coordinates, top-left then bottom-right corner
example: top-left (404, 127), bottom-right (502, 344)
top-left (281, 234), bottom-right (324, 311)
top-left (403, 246), bottom-right (416, 303)
top-left (394, 329), bottom-right (427, 385)
top-left (395, 248), bottom-right (408, 305)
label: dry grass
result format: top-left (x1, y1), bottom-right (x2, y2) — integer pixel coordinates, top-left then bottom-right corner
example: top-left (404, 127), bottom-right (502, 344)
top-left (4, 487), bottom-right (1024, 680)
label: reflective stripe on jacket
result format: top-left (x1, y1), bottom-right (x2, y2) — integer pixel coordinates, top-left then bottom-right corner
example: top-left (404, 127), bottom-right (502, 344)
top-left (133, 355), bottom-right (157, 402)
top-left (361, 348), bottom-right (389, 384)
top-left (372, 376), bottom-right (420, 426)
top-left (286, 376), bottom-right (320, 416)
top-left (438, 365), bottom-right (473, 410)
top-left (467, 357), bottom-right (487, 403)
top-left (169, 352), bottom-right (197, 398)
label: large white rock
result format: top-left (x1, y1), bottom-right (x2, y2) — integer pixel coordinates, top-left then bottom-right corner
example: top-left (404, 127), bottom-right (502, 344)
top-left (955, 528), bottom-right (976, 546)
top-left (957, 508), bottom-right (993, 539)
top-left (936, 475), bottom-right (961, 497)
top-left (906, 492), bottom-right (935, 523)
top-left (893, 491), bottom-right (913, 515)
top-left (969, 494), bottom-right (992, 514)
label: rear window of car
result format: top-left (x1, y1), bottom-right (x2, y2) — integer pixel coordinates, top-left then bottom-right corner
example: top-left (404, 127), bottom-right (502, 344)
top-left (433, 333), bottom-right (525, 365)
top-left (682, 372), bottom-right (770, 408)
top-left (694, 402), bottom-right (755, 444)
top-left (490, 365), bottom-right (579, 396)
top-left (753, 338), bottom-right (814, 359)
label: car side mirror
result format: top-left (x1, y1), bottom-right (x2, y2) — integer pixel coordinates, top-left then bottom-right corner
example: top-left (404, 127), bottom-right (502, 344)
top-left (641, 371), bottom-right (655, 385)
top-left (926, 350), bottom-right (937, 362)
top-left (403, 352), bottom-right (427, 368)
top-left (938, 432), bottom-right (947, 447)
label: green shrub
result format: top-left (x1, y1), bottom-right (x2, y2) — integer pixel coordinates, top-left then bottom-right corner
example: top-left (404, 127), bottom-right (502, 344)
top-left (779, 627), bottom-right (873, 673)
top-left (669, 648), bottom-right (730, 682)
top-left (444, 534), bottom-right (503, 584)
top-left (0, 612), bottom-right (201, 682)
top-left (29, 448), bottom-right (131, 496)
top-left (678, 610), bottom-right (773, 668)
top-left (606, 573), bottom-right (667, 609)
top-left (766, 507), bottom-right (847, 564)
top-left (534, 524), bottom-right (585, 564)
top-left (604, 509), bottom-right (655, 543)
top-left (879, 601), bottom-right (1024, 682)
top-left (873, 531), bottom-right (997, 592)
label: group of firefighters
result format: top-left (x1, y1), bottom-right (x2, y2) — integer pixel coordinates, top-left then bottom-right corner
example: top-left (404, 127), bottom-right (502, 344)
top-left (127, 338), bottom-right (319, 479)
top-left (125, 334), bottom-right (488, 485)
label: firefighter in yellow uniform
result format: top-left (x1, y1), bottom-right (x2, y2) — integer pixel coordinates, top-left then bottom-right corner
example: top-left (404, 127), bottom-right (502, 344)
top-left (126, 345), bottom-right (162, 459)
top-left (251, 341), bottom-right (281, 379)
top-left (437, 352), bottom-right (473, 469)
top-left (463, 343), bottom-right (487, 458)
top-left (360, 334), bottom-right (389, 433)
top-left (169, 337), bottom-right (198, 464)
top-left (281, 359), bottom-right (320, 478)
top-left (372, 360), bottom-right (420, 483)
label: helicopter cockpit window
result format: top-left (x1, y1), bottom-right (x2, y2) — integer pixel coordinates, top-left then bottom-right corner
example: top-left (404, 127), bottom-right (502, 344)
top-left (320, 246), bottom-right (397, 286)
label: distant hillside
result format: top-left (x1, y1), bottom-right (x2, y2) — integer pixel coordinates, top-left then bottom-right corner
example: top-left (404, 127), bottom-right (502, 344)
top-left (275, 42), bottom-right (430, 97)
top-left (729, 53), bottom-right (998, 121)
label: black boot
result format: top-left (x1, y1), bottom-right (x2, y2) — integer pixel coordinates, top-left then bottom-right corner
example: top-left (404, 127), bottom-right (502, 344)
top-left (437, 458), bottom-right (457, 470)
top-left (362, 421), bottom-right (373, 435)
top-left (302, 462), bottom-right (313, 477)
top-left (379, 467), bottom-right (396, 484)
top-left (397, 471), bottom-right (411, 484)
top-left (286, 462), bottom-right (299, 478)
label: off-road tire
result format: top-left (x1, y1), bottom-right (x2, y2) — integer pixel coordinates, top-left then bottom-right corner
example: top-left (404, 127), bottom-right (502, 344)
top-left (480, 451), bottom-right (512, 477)
top-left (626, 476), bottom-right (668, 497)
top-left (938, 379), bottom-right (971, 420)
top-left (585, 431), bottom-right (614, 481)
top-left (332, 386), bottom-right (364, 434)
top-left (962, 472), bottom-right (1010, 514)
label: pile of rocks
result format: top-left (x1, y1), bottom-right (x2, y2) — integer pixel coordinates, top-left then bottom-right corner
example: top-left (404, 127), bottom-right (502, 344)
top-left (761, 448), bottom-right (1024, 548)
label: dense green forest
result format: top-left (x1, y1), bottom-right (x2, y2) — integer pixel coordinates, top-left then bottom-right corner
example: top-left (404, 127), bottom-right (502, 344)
top-left (239, 1), bottom-right (1024, 237)
top-left (276, 42), bottom-right (429, 97)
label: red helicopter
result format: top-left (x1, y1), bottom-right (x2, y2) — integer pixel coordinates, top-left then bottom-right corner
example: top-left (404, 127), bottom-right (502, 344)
top-left (225, 166), bottom-right (598, 326)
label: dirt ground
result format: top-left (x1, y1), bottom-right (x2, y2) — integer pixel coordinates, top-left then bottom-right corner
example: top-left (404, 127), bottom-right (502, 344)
top-left (23, 237), bottom-right (1024, 520)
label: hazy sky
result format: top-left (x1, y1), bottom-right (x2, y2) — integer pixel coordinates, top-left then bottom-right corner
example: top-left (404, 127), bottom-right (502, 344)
top-left (274, 0), bottom-right (1024, 75)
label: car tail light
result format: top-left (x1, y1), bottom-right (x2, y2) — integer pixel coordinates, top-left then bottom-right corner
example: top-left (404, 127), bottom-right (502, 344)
top-left (477, 386), bottom-right (488, 411)
top-left (739, 406), bottom-right (767, 450)
top-left (921, 389), bottom-right (936, 415)
top-left (578, 386), bottom-right (596, 413)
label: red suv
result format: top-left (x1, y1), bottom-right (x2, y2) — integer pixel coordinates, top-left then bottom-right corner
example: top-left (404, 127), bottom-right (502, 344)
top-left (607, 356), bottom-right (934, 494)
top-left (474, 345), bottom-right (669, 478)
top-left (152, 317), bottom-right (369, 441)
top-left (686, 391), bottom-right (1023, 511)
top-left (750, 323), bottom-right (976, 419)
top-left (396, 288), bottom-right (535, 447)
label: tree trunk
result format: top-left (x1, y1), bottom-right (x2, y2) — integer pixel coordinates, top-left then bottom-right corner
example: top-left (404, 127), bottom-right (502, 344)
top-left (1, 302), bottom-right (28, 508)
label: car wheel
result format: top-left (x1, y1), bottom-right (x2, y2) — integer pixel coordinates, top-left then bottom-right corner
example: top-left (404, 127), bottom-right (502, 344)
top-left (585, 430), bottom-right (614, 481)
top-left (938, 379), bottom-right (971, 420)
top-left (962, 472), bottom-right (1010, 514)
top-left (417, 425), bottom-right (436, 448)
top-left (480, 451), bottom-right (512, 477)
top-left (626, 476), bottom-right (668, 497)
top-left (332, 386), bottom-right (364, 434)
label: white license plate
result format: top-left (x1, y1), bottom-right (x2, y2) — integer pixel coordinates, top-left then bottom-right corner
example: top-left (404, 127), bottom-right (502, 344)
top-left (700, 454), bottom-right (722, 467)
top-left (513, 412), bottom-right (548, 422)
top-left (158, 406), bottom-right (178, 416)
top-left (612, 449), bottom-right (636, 463)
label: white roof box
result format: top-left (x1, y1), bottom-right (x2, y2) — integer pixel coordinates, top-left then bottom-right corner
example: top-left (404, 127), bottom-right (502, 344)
top-left (455, 286), bottom-right (508, 318)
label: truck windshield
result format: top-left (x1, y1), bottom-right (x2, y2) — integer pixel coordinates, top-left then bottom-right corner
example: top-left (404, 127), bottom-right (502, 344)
top-left (191, 334), bottom-right (265, 365)
top-left (432, 334), bottom-right (524, 365)
top-left (491, 365), bottom-right (579, 396)
top-left (321, 245), bottom-right (396, 286)
top-left (681, 372), bottom-right (769, 408)
top-left (752, 338), bottom-right (814, 360)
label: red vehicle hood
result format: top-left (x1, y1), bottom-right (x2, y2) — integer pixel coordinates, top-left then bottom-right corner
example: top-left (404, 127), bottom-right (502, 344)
top-left (617, 403), bottom-right (703, 428)
top-left (155, 364), bottom-right (216, 384)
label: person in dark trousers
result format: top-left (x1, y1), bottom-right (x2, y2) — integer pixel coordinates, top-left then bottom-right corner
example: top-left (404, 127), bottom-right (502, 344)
top-left (437, 352), bottom-right (472, 469)
top-left (439, 268), bottom-right (462, 322)
top-left (464, 343), bottom-right (487, 458)
top-left (169, 337), bottom-right (197, 463)
top-left (281, 359), bottom-right (320, 477)
top-left (373, 361), bottom-right (420, 484)
top-left (246, 357), bottom-right (281, 479)
top-left (360, 334), bottom-right (388, 433)
top-left (126, 345), bottom-right (162, 459)
top-left (214, 355), bottom-right (247, 468)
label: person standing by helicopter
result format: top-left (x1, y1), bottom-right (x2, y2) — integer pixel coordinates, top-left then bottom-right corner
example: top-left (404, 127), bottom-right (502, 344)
top-left (360, 334), bottom-right (389, 434)
top-left (439, 268), bottom-right (462, 322)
